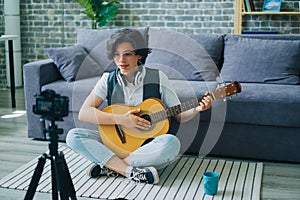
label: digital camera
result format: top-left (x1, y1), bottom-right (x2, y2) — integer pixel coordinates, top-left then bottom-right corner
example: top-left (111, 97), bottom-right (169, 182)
top-left (33, 89), bottom-right (69, 121)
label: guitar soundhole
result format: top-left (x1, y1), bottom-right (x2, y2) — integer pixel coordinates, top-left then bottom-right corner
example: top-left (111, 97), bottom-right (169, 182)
top-left (141, 114), bottom-right (152, 124)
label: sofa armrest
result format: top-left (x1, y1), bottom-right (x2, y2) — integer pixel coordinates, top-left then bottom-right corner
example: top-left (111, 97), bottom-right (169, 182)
top-left (24, 59), bottom-right (62, 85)
top-left (23, 59), bottom-right (63, 139)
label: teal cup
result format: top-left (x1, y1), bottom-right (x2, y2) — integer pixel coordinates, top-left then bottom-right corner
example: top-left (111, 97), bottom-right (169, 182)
top-left (203, 171), bottom-right (219, 195)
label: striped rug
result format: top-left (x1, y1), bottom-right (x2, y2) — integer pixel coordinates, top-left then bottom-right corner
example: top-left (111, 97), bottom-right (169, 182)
top-left (0, 145), bottom-right (263, 200)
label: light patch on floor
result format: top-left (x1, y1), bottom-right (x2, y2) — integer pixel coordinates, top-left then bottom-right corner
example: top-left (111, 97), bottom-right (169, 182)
top-left (1, 110), bottom-right (26, 119)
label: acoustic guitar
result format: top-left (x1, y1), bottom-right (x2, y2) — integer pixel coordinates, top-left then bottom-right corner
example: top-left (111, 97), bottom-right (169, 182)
top-left (98, 81), bottom-right (242, 158)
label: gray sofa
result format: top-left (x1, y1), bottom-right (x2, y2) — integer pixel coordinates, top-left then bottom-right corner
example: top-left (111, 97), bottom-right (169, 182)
top-left (23, 27), bottom-right (300, 163)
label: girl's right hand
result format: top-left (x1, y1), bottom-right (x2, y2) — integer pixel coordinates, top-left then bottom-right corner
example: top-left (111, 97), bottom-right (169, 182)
top-left (122, 109), bottom-right (151, 132)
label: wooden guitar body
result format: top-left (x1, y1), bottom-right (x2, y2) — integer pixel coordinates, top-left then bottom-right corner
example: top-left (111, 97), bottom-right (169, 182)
top-left (99, 98), bottom-right (170, 158)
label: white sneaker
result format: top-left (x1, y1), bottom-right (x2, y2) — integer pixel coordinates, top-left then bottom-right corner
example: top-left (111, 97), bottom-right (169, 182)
top-left (127, 167), bottom-right (159, 184)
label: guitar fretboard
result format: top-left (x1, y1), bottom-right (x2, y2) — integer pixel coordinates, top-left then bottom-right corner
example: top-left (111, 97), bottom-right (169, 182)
top-left (149, 98), bottom-right (200, 124)
top-left (147, 81), bottom-right (241, 124)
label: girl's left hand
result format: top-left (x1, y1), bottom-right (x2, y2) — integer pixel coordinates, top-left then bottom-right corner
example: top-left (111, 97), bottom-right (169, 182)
top-left (195, 92), bottom-right (213, 112)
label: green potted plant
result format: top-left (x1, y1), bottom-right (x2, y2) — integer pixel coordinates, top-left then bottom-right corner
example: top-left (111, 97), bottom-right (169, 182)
top-left (76, 0), bottom-right (120, 29)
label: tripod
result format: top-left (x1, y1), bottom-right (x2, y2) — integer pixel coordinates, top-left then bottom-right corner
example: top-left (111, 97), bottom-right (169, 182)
top-left (24, 121), bottom-right (77, 200)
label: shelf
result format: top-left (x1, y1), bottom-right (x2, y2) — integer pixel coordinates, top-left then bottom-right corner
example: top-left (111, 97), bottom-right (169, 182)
top-left (242, 11), bottom-right (300, 15)
top-left (234, 0), bottom-right (300, 34)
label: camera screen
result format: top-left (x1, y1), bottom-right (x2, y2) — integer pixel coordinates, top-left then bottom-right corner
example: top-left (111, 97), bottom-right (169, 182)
top-left (37, 100), bottom-right (52, 113)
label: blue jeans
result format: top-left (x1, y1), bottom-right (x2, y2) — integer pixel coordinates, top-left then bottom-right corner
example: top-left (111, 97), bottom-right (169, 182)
top-left (66, 128), bottom-right (181, 168)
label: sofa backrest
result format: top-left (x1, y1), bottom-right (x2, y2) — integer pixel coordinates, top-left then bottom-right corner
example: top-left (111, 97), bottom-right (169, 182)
top-left (75, 28), bottom-right (300, 85)
top-left (221, 34), bottom-right (300, 85)
top-left (76, 28), bottom-right (224, 82)
top-left (145, 29), bottom-right (224, 81)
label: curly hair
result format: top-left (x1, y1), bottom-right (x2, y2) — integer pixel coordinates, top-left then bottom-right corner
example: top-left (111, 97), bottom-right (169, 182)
top-left (106, 28), bottom-right (152, 64)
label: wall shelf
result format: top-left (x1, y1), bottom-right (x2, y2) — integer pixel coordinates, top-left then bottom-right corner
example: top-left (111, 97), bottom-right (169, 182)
top-left (234, 0), bottom-right (300, 34)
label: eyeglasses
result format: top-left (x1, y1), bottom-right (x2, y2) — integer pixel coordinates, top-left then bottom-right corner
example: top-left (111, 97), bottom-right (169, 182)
top-left (114, 50), bottom-right (136, 58)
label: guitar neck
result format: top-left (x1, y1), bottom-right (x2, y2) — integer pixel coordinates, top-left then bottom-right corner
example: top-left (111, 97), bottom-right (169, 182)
top-left (149, 81), bottom-right (242, 124)
top-left (167, 98), bottom-right (200, 117)
top-left (150, 98), bottom-right (203, 124)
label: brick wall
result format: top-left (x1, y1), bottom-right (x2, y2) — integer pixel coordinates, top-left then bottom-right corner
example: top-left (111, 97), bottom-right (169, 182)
top-left (0, 0), bottom-right (299, 88)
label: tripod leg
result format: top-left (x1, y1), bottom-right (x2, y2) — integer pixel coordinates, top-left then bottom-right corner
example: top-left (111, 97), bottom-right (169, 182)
top-left (51, 157), bottom-right (59, 200)
top-left (24, 154), bottom-right (47, 200)
top-left (54, 151), bottom-right (77, 200)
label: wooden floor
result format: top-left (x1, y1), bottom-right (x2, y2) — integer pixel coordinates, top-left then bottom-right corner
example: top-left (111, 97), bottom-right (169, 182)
top-left (0, 87), bottom-right (299, 200)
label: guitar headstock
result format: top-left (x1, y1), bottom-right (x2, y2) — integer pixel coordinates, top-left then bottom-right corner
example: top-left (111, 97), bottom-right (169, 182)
top-left (211, 81), bottom-right (242, 100)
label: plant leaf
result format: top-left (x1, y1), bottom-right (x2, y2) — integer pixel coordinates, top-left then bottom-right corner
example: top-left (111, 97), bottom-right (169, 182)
top-left (76, 0), bottom-right (120, 29)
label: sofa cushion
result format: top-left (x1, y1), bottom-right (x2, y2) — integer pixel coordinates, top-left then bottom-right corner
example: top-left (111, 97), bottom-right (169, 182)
top-left (45, 45), bottom-right (103, 82)
top-left (188, 34), bottom-right (224, 70)
top-left (76, 27), bottom-right (149, 71)
top-left (146, 29), bottom-right (222, 81)
top-left (221, 35), bottom-right (300, 85)
top-left (225, 83), bottom-right (300, 127)
top-left (170, 80), bottom-right (300, 128)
